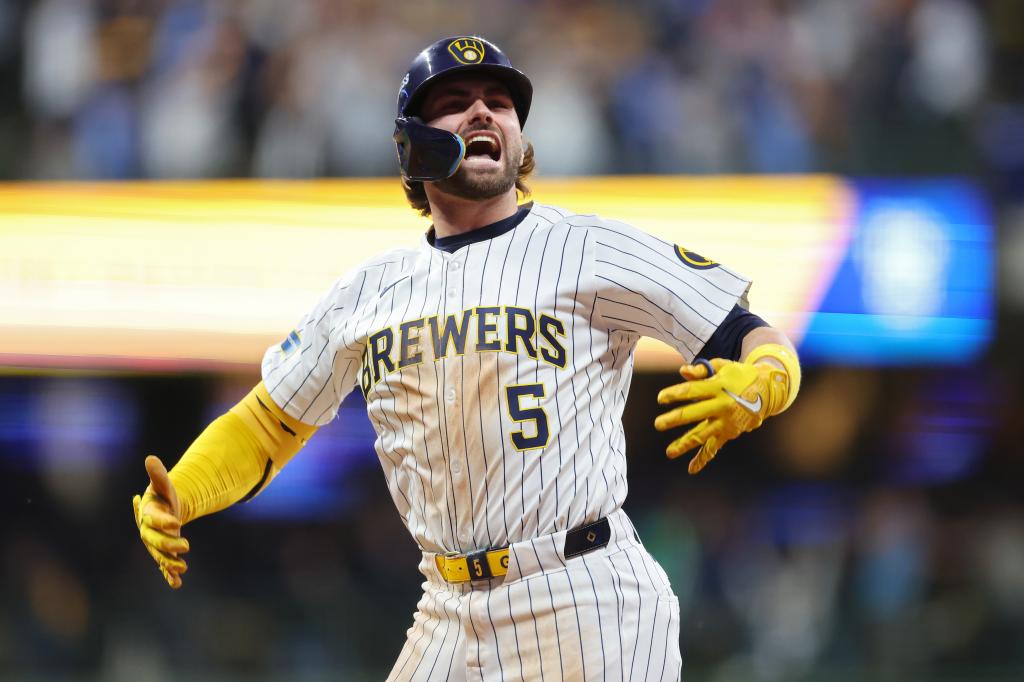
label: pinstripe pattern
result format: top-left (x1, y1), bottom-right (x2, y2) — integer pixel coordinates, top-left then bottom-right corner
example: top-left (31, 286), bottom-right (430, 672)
top-left (389, 509), bottom-right (681, 681)
top-left (260, 203), bottom-right (748, 678)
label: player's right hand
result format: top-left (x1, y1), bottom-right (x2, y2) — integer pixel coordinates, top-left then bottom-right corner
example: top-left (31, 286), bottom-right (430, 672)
top-left (133, 455), bottom-right (189, 589)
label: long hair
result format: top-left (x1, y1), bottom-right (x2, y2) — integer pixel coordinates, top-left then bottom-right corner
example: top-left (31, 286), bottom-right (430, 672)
top-left (401, 141), bottom-right (536, 217)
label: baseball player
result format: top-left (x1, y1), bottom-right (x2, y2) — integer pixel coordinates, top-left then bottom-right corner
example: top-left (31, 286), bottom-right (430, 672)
top-left (133, 36), bottom-right (801, 680)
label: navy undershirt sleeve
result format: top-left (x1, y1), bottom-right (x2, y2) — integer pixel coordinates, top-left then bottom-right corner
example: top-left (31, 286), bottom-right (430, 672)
top-left (697, 304), bottom-right (770, 361)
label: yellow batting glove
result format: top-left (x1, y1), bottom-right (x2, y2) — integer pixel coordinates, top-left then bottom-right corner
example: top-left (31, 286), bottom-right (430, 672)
top-left (654, 344), bottom-right (799, 474)
top-left (133, 455), bottom-right (189, 589)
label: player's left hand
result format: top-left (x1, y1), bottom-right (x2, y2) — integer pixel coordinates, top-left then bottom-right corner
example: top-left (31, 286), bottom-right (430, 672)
top-left (654, 358), bottom-right (781, 474)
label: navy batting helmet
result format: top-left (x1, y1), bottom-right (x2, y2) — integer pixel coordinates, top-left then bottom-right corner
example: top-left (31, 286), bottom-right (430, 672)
top-left (393, 36), bottom-right (533, 182)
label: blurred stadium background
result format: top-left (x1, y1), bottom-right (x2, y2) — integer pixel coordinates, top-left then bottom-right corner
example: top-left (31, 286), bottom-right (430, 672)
top-left (1, 0), bottom-right (1023, 680)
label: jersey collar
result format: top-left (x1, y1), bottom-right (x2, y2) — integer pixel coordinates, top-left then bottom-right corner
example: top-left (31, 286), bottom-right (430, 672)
top-left (428, 202), bottom-right (534, 253)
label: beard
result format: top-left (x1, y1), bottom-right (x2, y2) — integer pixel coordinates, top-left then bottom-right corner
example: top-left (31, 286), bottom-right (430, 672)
top-left (432, 133), bottom-right (522, 201)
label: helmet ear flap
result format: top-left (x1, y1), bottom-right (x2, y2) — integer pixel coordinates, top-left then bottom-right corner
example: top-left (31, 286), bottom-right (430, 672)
top-left (394, 117), bottom-right (466, 182)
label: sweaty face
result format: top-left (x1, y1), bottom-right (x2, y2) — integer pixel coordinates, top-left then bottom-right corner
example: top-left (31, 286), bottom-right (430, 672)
top-left (419, 76), bottom-right (524, 200)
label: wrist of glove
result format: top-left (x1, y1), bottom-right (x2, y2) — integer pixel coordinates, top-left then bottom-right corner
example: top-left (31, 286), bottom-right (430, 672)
top-left (654, 344), bottom-right (798, 474)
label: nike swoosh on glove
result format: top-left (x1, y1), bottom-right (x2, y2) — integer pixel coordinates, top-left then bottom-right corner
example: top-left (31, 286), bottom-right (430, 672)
top-left (654, 356), bottom-right (791, 474)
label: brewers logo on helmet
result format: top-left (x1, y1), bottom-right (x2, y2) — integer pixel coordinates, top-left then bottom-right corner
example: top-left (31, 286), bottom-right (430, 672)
top-left (448, 38), bottom-right (486, 65)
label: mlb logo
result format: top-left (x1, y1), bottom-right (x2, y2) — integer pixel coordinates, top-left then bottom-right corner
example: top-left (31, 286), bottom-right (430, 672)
top-left (280, 329), bottom-right (301, 356)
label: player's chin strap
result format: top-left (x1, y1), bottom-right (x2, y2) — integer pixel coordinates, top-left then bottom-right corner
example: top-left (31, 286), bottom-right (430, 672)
top-left (393, 117), bottom-right (466, 182)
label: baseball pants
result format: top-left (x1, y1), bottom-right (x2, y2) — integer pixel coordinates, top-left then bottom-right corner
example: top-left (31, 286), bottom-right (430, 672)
top-left (387, 510), bottom-right (682, 681)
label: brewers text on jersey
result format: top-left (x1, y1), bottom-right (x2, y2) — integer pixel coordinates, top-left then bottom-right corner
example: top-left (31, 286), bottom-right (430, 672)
top-left (358, 305), bottom-right (569, 396)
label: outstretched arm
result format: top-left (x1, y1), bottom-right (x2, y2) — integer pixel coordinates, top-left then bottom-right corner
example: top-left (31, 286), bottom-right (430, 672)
top-left (654, 325), bottom-right (801, 473)
top-left (132, 382), bottom-right (318, 588)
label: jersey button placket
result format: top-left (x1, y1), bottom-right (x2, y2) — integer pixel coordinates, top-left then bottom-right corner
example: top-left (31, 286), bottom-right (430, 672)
top-left (446, 253), bottom-right (462, 299)
top-left (441, 254), bottom-right (467, 545)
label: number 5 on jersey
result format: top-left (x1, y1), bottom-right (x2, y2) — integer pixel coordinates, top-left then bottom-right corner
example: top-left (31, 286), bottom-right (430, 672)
top-left (505, 383), bottom-right (550, 451)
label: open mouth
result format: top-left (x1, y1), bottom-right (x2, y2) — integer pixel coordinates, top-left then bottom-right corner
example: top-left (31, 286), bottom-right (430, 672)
top-left (463, 132), bottom-right (501, 162)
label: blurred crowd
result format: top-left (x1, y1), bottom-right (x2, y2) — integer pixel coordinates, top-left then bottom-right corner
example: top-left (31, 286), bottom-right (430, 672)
top-left (1, 369), bottom-right (1023, 681)
top-left (0, 0), bottom-right (1019, 193)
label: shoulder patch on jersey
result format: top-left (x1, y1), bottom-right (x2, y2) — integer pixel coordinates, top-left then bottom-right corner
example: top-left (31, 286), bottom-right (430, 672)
top-left (448, 38), bottom-right (485, 65)
top-left (279, 329), bottom-right (301, 356)
top-left (674, 245), bottom-right (718, 270)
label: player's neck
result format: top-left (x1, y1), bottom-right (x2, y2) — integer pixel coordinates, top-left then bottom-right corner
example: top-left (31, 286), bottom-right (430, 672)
top-left (428, 190), bottom-right (519, 239)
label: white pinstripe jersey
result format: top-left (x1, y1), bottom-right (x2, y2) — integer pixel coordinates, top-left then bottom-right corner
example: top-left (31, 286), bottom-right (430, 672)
top-left (262, 202), bottom-right (750, 555)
